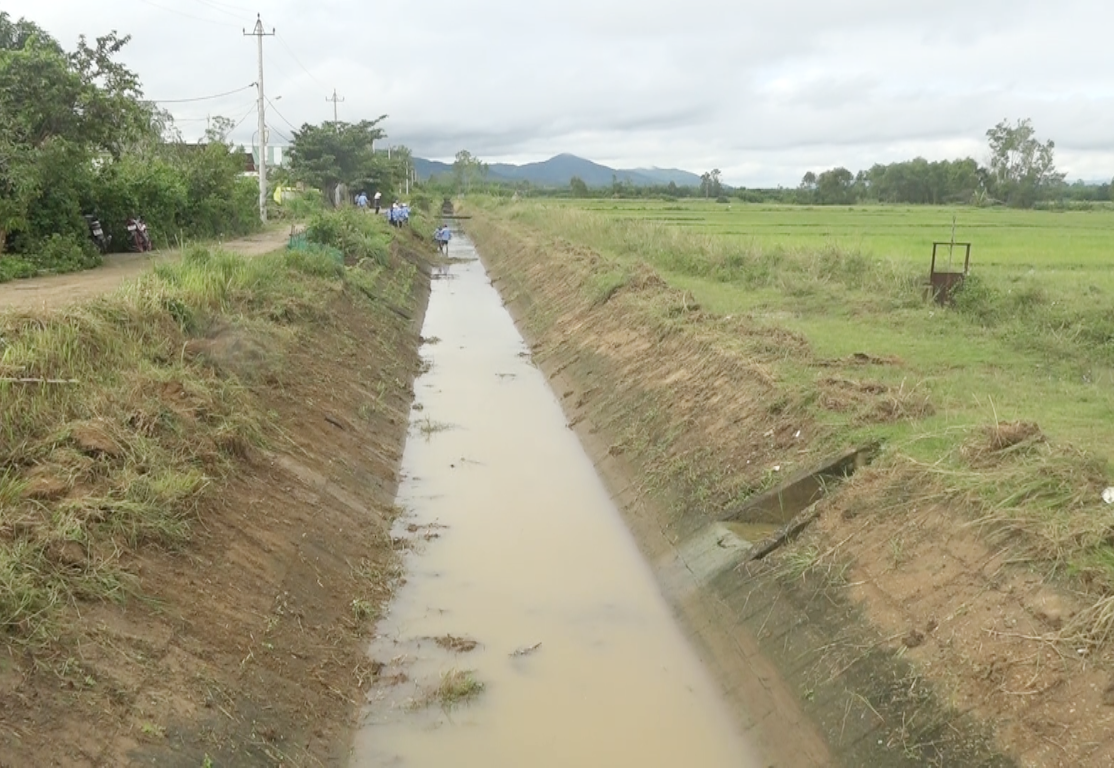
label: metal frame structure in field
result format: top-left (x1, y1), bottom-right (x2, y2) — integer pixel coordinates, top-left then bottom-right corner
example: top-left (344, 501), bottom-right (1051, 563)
top-left (928, 241), bottom-right (972, 305)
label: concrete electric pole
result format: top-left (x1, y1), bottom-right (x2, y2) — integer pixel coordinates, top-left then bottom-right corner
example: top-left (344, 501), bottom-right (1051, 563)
top-left (244, 15), bottom-right (274, 223)
top-left (326, 89), bottom-right (345, 130)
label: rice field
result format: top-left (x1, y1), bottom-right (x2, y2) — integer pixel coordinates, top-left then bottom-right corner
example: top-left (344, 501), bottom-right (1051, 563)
top-left (565, 199), bottom-right (1114, 271)
top-left (495, 198), bottom-right (1114, 464)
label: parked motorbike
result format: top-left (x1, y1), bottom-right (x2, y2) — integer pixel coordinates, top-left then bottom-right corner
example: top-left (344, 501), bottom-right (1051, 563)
top-left (84, 214), bottom-right (111, 253)
top-left (125, 216), bottom-right (152, 252)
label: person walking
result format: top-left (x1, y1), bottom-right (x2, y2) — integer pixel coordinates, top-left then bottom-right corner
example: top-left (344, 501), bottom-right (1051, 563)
top-left (355, 191), bottom-right (369, 210)
top-left (434, 224), bottom-right (452, 255)
top-left (373, 190), bottom-right (382, 214)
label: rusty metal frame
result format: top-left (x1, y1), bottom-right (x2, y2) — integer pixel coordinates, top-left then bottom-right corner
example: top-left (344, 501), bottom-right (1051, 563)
top-left (928, 241), bottom-right (972, 305)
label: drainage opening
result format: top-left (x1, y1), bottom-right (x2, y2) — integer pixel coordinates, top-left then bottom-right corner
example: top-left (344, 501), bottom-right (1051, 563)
top-left (721, 444), bottom-right (877, 561)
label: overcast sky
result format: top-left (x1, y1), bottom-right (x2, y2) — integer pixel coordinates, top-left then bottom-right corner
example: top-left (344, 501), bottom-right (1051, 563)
top-left (7, 0), bottom-right (1114, 186)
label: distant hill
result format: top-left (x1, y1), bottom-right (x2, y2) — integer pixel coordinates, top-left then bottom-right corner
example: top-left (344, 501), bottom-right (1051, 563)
top-left (412, 153), bottom-right (702, 189)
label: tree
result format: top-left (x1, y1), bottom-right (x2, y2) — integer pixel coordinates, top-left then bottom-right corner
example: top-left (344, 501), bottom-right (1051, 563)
top-left (985, 118), bottom-right (1064, 208)
top-left (204, 115), bottom-right (237, 146)
top-left (452, 150), bottom-right (487, 193)
top-left (0, 12), bottom-right (157, 255)
top-left (699, 169), bottom-right (723, 198)
top-left (569, 175), bottom-right (589, 197)
top-left (0, 119), bottom-right (36, 253)
top-left (800, 171), bottom-right (817, 190)
top-left (816, 167), bottom-right (854, 204)
top-left (287, 117), bottom-right (390, 201)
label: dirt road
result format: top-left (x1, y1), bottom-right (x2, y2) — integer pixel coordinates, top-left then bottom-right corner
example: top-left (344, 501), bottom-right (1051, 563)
top-left (0, 227), bottom-right (291, 313)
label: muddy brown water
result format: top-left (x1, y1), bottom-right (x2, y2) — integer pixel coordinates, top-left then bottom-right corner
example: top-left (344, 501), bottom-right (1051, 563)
top-left (351, 235), bottom-right (761, 767)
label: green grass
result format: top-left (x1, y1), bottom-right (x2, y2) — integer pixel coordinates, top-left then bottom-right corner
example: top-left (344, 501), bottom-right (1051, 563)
top-left (560, 199), bottom-right (1114, 270)
top-left (499, 199), bottom-right (1114, 464)
top-left (435, 668), bottom-right (484, 708)
top-left (0, 209), bottom-right (417, 647)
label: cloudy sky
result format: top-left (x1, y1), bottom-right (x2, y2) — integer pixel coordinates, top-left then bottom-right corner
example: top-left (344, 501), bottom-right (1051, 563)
top-left (7, 0), bottom-right (1114, 186)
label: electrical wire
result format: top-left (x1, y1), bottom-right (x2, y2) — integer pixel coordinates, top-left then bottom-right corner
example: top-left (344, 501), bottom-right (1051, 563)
top-left (229, 103), bottom-right (258, 134)
top-left (191, 0), bottom-right (255, 14)
top-left (153, 83), bottom-right (256, 104)
top-left (170, 99), bottom-right (258, 126)
top-left (266, 97), bottom-right (301, 133)
top-left (267, 124), bottom-right (293, 144)
top-left (136, 0), bottom-right (238, 28)
top-left (187, 0), bottom-right (244, 19)
top-left (275, 32), bottom-right (330, 92)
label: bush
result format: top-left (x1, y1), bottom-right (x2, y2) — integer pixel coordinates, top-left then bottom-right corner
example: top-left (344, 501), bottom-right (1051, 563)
top-left (92, 156), bottom-right (188, 249)
top-left (0, 257), bottom-right (37, 282)
top-left (23, 233), bottom-right (101, 274)
top-left (305, 209), bottom-right (392, 266)
top-left (952, 273), bottom-right (1001, 324)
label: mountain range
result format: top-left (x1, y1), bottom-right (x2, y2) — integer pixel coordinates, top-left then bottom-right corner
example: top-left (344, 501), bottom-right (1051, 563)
top-left (412, 153), bottom-right (703, 188)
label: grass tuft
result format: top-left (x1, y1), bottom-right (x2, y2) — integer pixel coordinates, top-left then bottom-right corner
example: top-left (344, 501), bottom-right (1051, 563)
top-left (436, 668), bottom-right (484, 708)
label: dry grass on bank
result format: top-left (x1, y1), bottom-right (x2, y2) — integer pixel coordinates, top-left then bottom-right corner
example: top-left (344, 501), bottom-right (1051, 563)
top-left (0, 243), bottom-right (408, 647)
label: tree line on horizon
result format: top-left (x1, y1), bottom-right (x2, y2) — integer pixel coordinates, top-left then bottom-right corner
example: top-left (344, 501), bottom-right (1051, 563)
top-left (518, 120), bottom-right (1113, 210)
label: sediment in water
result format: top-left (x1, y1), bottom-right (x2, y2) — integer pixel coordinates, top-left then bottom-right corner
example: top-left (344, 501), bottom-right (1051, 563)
top-left (353, 235), bottom-right (762, 768)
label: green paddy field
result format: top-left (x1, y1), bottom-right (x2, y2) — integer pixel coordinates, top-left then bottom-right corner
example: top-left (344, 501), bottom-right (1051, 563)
top-left (497, 199), bottom-right (1114, 461)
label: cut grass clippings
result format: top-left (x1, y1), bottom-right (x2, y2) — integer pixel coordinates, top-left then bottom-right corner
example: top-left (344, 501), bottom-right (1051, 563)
top-left (435, 668), bottom-right (484, 708)
top-left (0, 237), bottom-right (411, 648)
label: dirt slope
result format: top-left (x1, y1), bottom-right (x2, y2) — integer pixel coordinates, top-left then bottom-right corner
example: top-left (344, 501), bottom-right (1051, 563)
top-left (0, 242), bottom-right (430, 766)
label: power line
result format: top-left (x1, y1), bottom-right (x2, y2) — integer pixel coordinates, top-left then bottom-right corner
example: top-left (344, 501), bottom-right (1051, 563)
top-left (191, 0), bottom-right (254, 13)
top-left (137, 0), bottom-right (238, 28)
top-left (267, 124), bottom-right (293, 144)
top-left (266, 97), bottom-right (300, 133)
top-left (228, 103), bottom-right (257, 134)
top-left (187, 0), bottom-right (243, 19)
top-left (275, 32), bottom-right (329, 91)
top-left (153, 83), bottom-right (256, 104)
top-left (170, 100), bottom-right (257, 126)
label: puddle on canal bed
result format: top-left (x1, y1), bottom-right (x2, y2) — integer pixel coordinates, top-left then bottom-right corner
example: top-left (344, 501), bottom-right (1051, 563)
top-left (351, 235), bottom-right (761, 768)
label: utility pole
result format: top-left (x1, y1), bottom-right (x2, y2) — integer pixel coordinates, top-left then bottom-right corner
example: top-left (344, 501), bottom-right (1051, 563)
top-left (244, 14), bottom-right (274, 223)
top-left (326, 89), bottom-right (345, 131)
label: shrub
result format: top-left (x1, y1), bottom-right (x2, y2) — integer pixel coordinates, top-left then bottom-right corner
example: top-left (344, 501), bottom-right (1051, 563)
top-left (305, 209), bottom-right (392, 266)
top-left (23, 234), bottom-right (101, 274)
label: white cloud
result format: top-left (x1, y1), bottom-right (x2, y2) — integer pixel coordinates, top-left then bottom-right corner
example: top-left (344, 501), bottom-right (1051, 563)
top-left (5, 0), bottom-right (1114, 186)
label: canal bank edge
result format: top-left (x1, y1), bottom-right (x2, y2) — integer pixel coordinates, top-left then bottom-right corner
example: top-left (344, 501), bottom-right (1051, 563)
top-left (0, 237), bottom-right (433, 765)
top-left (465, 209), bottom-right (1021, 767)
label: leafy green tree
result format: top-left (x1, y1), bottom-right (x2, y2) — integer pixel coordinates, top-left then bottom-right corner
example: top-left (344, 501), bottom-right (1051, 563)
top-left (569, 175), bottom-right (589, 197)
top-left (288, 117), bottom-right (390, 202)
top-left (985, 118), bottom-right (1064, 207)
top-left (0, 12), bottom-right (158, 257)
top-left (452, 150), bottom-right (487, 193)
top-left (816, 167), bottom-right (854, 204)
top-left (0, 118), bottom-right (36, 253)
top-left (699, 169), bottom-right (723, 198)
